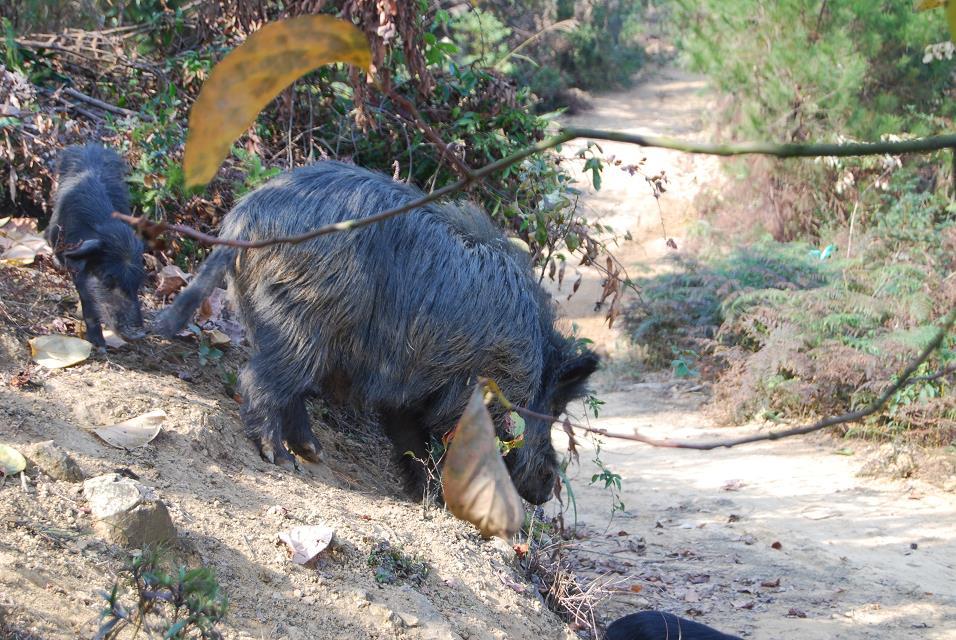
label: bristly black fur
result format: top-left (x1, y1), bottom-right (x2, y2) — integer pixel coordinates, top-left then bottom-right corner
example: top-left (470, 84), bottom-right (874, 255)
top-left (155, 160), bottom-right (600, 504)
top-left (605, 612), bottom-right (743, 640)
top-left (46, 144), bottom-right (145, 346)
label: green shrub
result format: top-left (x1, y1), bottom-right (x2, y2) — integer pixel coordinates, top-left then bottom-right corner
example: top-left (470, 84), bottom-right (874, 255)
top-left (627, 174), bottom-right (954, 442)
top-left (97, 546), bottom-right (227, 640)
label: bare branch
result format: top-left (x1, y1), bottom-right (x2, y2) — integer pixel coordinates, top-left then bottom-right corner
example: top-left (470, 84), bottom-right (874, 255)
top-left (61, 87), bottom-right (148, 121)
top-left (511, 305), bottom-right (955, 449)
top-left (115, 129), bottom-right (956, 250)
top-left (113, 131), bottom-right (577, 247)
top-left (560, 128), bottom-right (956, 158)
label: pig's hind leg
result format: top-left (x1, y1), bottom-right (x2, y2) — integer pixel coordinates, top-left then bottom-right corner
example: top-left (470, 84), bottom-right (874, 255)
top-left (238, 352), bottom-right (314, 468)
top-left (380, 406), bottom-right (439, 501)
top-left (284, 395), bottom-right (323, 462)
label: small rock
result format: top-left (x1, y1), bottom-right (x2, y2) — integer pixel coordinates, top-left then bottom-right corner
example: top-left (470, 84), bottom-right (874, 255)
top-left (82, 473), bottom-right (176, 547)
top-left (24, 441), bottom-right (84, 482)
top-left (486, 536), bottom-right (515, 564)
top-left (397, 611), bottom-right (421, 628)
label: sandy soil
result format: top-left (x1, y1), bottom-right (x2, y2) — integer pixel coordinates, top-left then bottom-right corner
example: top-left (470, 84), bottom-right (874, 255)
top-left (545, 67), bottom-right (956, 639)
top-left (0, 273), bottom-right (573, 638)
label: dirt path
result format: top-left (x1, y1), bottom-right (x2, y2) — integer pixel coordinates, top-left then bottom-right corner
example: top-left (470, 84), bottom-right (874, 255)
top-left (546, 67), bottom-right (956, 639)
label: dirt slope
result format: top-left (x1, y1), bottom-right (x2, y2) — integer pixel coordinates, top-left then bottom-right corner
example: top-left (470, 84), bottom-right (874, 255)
top-left (0, 266), bottom-right (572, 638)
top-left (546, 67), bottom-right (956, 639)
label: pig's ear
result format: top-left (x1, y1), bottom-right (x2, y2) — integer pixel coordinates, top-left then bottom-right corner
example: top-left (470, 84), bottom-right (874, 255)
top-left (64, 239), bottom-right (104, 259)
top-left (555, 350), bottom-right (600, 401)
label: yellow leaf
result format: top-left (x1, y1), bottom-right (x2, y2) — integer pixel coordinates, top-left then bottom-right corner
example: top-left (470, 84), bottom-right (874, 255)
top-left (29, 335), bottom-right (92, 368)
top-left (184, 15), bottom-right (371, 188)
top-left (441, 386), bottom-right (524, 539)
top-left (918, 0), bottom-right (956, 41)
top-left (0, 443), bottom-right (26, 476)
top-left (950, 0), bottom-right (956, 41)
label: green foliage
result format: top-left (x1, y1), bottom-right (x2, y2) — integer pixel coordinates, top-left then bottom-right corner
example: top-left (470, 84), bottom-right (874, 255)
top-left (627, 171), bottom-right (955, 443)
top-left (675, 1), bottom-right (953, 140)
top-left (589, 445), bottom-right (624, 517)
top-left (673, 0), bottom-right (954, 238)
top-left (231, 148), bottom-right (281, 198)
top-left (626, 237), bottom-right (834, 364)
top-left (584, 393), bottom-right (605, 418)
top-left (97, 546), bottom-right (227, 640)
top-left (447, 2), bottom-right (646, 110)
top-left (0, 3), bottom-right (640, 268)
top-left (447, 7), bottom-right (512, 69)
top-left (185, 324), bottom-right (223, 367)
top-left (367, 540), bottom-right (429, 586)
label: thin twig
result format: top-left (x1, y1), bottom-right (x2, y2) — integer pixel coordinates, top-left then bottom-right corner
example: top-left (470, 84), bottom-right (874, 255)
top-left (116, 130), bottom-right (956, 250)
top-left (114, 130), bottom-right (574, 247)
top-left (60, 87), bottom-right (148, 120)
top-left (907, 363), bottom-right (956, 384)
top-left (508, 306), bottom-right (955, 449)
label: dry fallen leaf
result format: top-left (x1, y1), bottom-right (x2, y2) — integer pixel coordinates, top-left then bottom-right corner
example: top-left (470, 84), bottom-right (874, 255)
top-left (204, 329), bottom-right (230, 346)
top-left (0, 217), bottom-right (52, 266)
top-left (441, 385), bottom-right (524, 539)
top-left (155, 264), bottom-right (191, 297)
top-left (102, 329), bottom-right (127, 349)
top-left (89, 409), bottom-right (165, 449)
top-left (278, 525), bottom-right (334, 566)
top-left (184, 15), bottom-right (371, 187)
top-left (29, 335), bottom-right (92, 368)
top-left (0, 443), bottom-right (27, 476)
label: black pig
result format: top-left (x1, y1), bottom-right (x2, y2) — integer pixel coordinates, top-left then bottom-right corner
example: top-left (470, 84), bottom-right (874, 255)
top-left (46, 144), bottom-right (145, 347)
top-left (605, 612), bottom-right (742, 640)
top-left (155, 161), bottom-right (598, 504)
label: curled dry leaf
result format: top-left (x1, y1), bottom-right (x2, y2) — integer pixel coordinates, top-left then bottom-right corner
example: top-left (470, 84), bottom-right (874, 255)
top-left (441, 385), bottom-right (524, 539)
top-left (562, 418), bottom-right (579, 464)
top-left (203, 329), bottom-right (230, 346)
top-left (0, 217), bottom-right (52, 266)
top-left (184, 15), bottom-right (371, 187)
top-left (278, 525), bottom-right (334, 567)
top-left (89, 409), bottom-right (166, 449)
top-left (0, 443), bottom-right (27, 476)
top-left (29, 335), bottom-right (92, 368)
top-left (155, 264), bottom-right (191, 297)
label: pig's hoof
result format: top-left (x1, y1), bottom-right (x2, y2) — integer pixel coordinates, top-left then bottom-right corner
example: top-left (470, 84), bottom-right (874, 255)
top-left (288, 435), bottom-right (323, 463)
top-left (259, 438), bottom-right (296, 470)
